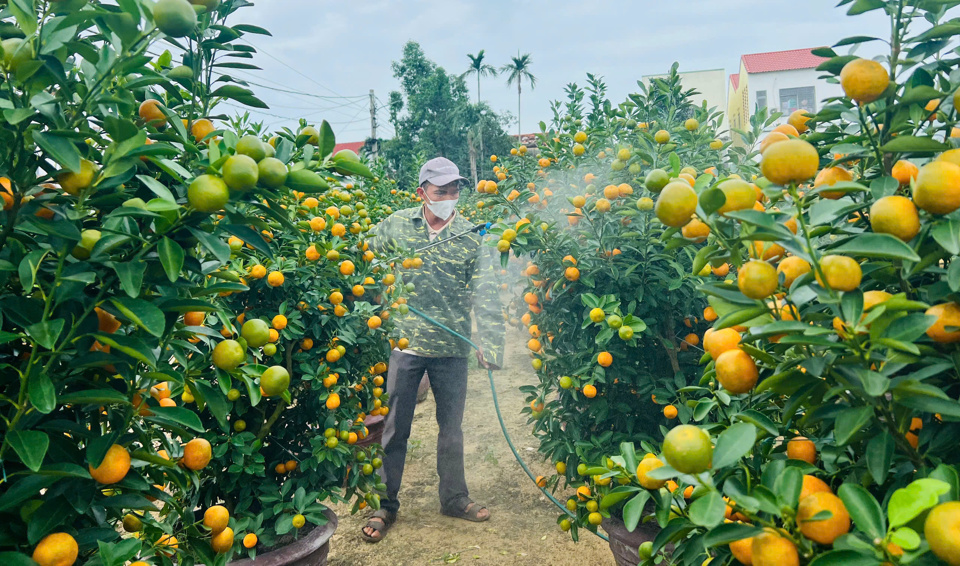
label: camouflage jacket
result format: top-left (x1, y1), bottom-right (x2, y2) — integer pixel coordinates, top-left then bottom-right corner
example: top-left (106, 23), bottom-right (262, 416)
top-left (369, 207), bottom-right (505, 368)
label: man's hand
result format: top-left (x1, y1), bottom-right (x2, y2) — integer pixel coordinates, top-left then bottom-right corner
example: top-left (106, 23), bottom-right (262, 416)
top-left (476, 348), bottom-right (500, 371)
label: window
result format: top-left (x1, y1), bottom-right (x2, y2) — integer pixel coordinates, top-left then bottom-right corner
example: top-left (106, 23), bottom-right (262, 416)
top-left (756, 90), bottom-right (767, 111)
top-left (780, 86), bottom-right (816, 114)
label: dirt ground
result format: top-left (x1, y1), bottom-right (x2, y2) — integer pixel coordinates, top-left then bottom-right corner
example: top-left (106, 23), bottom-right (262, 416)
top-left (327, 328), bottom-right (615, 566)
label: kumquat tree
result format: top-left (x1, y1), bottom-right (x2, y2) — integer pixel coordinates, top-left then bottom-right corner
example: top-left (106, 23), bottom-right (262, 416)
top-left (468, 2), bottom-right (960, 565)
top-left (0, 1), bottom-right (423, 565)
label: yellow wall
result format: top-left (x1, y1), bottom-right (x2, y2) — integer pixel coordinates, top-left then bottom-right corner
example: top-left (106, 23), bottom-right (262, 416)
top-left (726, 62), bottom-right (750, 147)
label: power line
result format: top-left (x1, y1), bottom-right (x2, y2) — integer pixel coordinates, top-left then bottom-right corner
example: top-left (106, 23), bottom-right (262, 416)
top-left (149, 44), bottom-right (369, 120)
top-left (154, 39), bottom-right (363, 102)
top-left (336, 104), bottom-right (370, 136)
top-left (237, 37), bottom-right (364, 101)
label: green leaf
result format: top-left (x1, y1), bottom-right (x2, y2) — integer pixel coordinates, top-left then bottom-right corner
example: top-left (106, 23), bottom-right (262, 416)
top-left (808, 550), bottom-right (879, 566)
top-left (932, 220), bottom-right (960, 255)
top-left (317, 120), bottom-right (336, 160)
top-left (109, 298), bottom-right (163, 337)
top-left (8, 0), bottom-right (37, 38)
top-left (889, 527), bottom-right (920, 551)
top-left (0, 475), bottom-right (57, 512)
top-left (28, 371), bottom-right (56, 414)
top-left (158, 237), bottom-right (184, 283)
top-left (834, 35), bottom-right (882, 47)
top-left (691, 244), bottom-right (718, 276)
top-left (817, 55), bottom-right (859, 76)
top-left (622, 491), bottom-right (650, 532)
top-left (699, 187), bottom-right (725, 216)
top-left (928, 463), bottom-right (960, 501)
top-left (146, 406), bottom-right (204, 432)
top-left (896, 395), bottom-right (960, 418)
top-left (233, 23), bottom-right (272, 35)
top-left (701, 522), bottom-right (763, 547)
top-left (620, 441), bottom-right (639, 474)
top-left (900, 85), bottom-right (942, 105)
top-left (193, 381), bottom-right (229, 432)
top-left (774, 466), bottom-right (802, 511)
top-left (883, 313), bottom-right (935, 343)
top-left (724, 209), bottom-right (780, 230)
top-left (830, 233), bottom-right (920, 261)
top-left (712, 422), bottom-right (757, 469)
top-left (33, 131), bottom-right (82, 173)
top-left (911, 22), bottom-right (960, 42)
top-left (136, 175), bottom-right (177, 203)
top-left (879, 135), bottom-right (949, 154)
top-left (865, 432), bottom-right (894, 485)
top-left (97, 538), bottom-right (143, 566)
top-left (694, 399), bottom-right (717, 421)
top-left (888, 479), bottom-right (950, 527)
top-left (188, 228), bottom-right (231, 263)
top-left (7, 430), bottom-right (49, 472)
top-left (58, 389), bottom-right (130, 406)
top-left (838, 484), bottom-right (884, 539)
top-left (645, 464), bottom-right (679, 481)
top-left (947, 260), bottom-right (960, 292)
top-left (93, 333), bottom-right (158, 369)
top-left (734, 410), bottom-right (779, 437)
top-left (27, 497), bottom-right (70, 544)
top-left (715, 305), bottom-right (770, 331)
top-left (834, 405), bottom-right (873, 445)
top-left (0, 552), bottom-right (38, 566)
top-left (332, 157), bottom-right (374, 179)
top-left (19, 250), bottom-right (47, 292)
top-left (599, 487), bottom-right (637, 511)
top-left (688, 491), bottom-right (726, 528)
top-left (112, 262), bottom-right (146, 298)
top-left (27, 318), bottom-right (64, 350)
top-left (223, 224), bottom-right (273, 258)
top-left (669, 152), bottom-right (681, 173)
top-left (35, 463), bottom-right (90, 479)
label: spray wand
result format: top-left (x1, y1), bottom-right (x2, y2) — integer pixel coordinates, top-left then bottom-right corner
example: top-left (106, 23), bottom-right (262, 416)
top-left (413, 222), bottom-right (492, 254)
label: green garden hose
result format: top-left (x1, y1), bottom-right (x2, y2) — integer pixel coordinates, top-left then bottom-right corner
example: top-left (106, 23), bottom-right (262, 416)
top-left (406, 305), bottom-right (609, 542)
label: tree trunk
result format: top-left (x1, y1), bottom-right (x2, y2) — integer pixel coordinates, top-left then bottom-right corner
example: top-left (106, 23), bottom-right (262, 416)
top-left (468, 129), bottom-right (478, 187)
top-left (517, 82), bottom-right (522, 141)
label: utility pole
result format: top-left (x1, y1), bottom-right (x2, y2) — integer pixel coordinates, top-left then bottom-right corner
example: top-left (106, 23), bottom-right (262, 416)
top-left (369, 89), bottom-right (378, 159)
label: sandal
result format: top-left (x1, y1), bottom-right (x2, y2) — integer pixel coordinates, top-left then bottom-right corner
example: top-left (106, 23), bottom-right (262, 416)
top-left (360, 509), bottom-right (396, 543)
top-left (441, 501), bottom-right (490, 523)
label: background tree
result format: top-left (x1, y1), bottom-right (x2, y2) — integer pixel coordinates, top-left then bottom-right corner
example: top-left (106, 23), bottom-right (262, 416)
top-left (463, 50), bottom-right (499, 160)
top-left (501, 53), bottom-right (537, 139)
top-left (383, 41), bottom-right (513, 191)
top-left (463, 50), bottom-right (498, 104)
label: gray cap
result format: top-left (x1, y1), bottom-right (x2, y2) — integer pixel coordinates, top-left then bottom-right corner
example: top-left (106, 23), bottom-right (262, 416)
top-left (419, 157), bottom-right (466, 187)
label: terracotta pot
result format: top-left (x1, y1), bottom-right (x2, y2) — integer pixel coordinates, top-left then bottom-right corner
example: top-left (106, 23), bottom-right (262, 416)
top-left (601, 516), bottom-right (660, 566)
top-left (230, 509), bottom-right (337, 566)
top-left (357, 414), bottom-right (385, 447)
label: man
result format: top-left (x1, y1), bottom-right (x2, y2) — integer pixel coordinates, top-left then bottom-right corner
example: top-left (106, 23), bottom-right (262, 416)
top-left (360, 157), bottom-right (505, 543)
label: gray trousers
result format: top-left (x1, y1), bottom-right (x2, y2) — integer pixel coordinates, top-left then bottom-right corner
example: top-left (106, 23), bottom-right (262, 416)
top-left (380, 351), bottom-right (469, 515)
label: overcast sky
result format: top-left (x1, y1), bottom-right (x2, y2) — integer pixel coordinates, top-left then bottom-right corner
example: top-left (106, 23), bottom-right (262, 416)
top-left (219, 1), bottom-right (894, 143)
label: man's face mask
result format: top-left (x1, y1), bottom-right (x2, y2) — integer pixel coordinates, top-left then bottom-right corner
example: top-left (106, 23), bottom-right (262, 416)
top-left (421, 186), bottom-right (459, 220)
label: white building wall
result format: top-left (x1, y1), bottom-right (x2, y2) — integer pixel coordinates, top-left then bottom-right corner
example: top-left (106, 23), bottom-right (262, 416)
top-left (746, 68), bottom-right (844, 129)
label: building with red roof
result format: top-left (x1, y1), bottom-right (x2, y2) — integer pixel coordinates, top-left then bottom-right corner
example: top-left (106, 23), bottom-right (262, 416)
top-left (727, 47), bottom-right (841, 145)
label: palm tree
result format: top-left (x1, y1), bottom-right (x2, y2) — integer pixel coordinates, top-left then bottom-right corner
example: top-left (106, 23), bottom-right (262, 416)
top-left (463, 50), bottom-right (498, 104)
top-left (501, 53), bottom-right (536, 139)
top-left (463, 51), bottom-right (498, 161)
